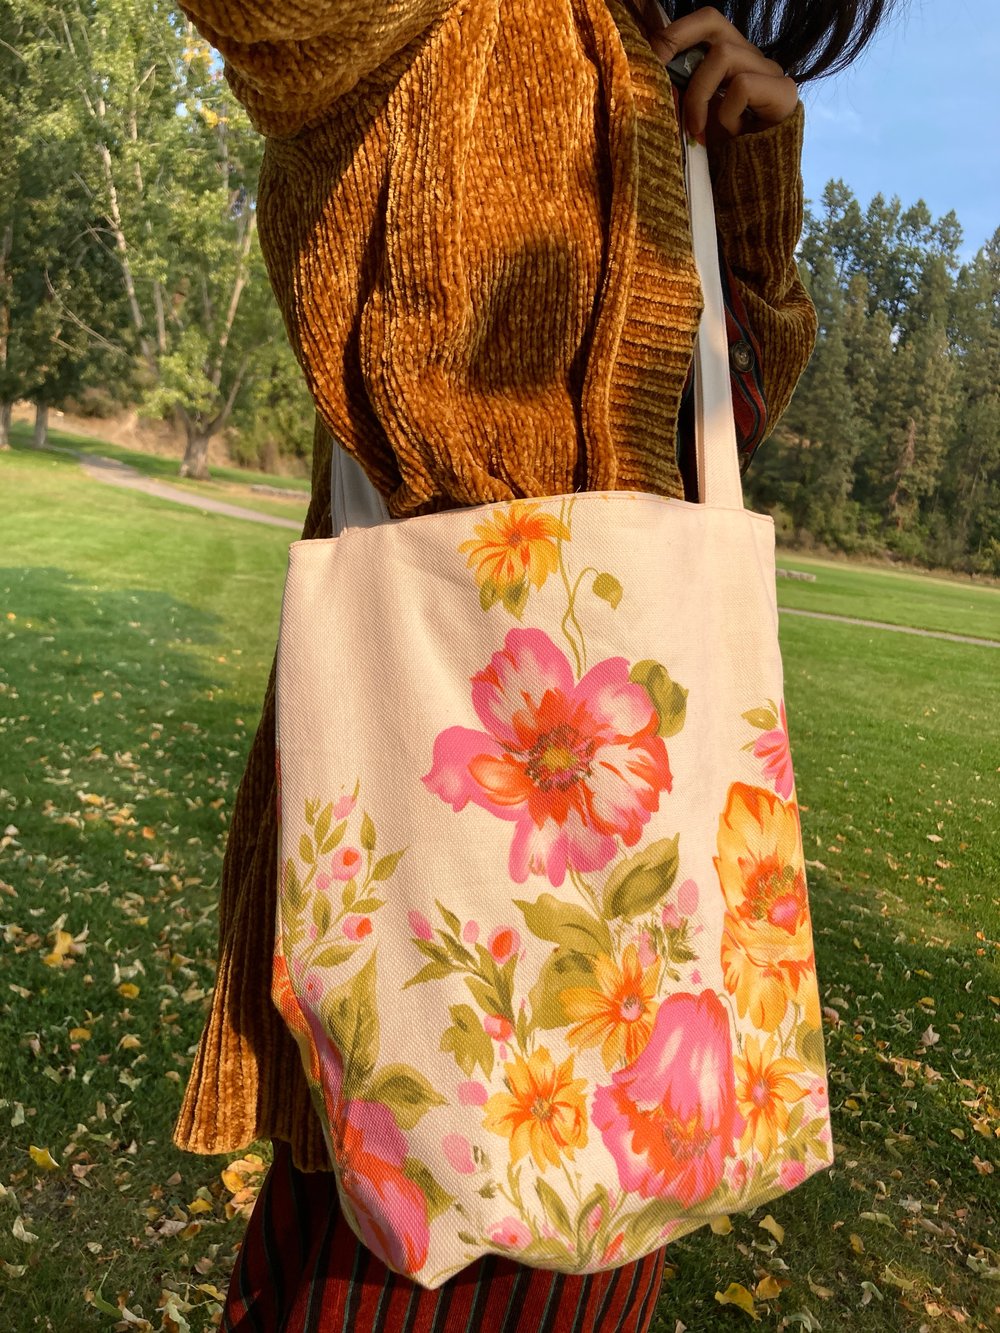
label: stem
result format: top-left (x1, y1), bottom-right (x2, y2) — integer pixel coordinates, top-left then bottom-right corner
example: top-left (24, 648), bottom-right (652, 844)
top-left (556, 503), bottom-right (584, 677)
top-left (560, 1157), bottom-right (583, 1206)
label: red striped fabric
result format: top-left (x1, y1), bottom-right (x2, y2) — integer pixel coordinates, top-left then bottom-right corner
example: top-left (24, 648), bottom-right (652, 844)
top-left (222, 1141), bottom-right (668, 1333)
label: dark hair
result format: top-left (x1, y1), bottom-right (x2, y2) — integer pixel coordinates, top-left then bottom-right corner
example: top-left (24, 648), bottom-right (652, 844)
top-left (669, 0), bottom-right (902, 82)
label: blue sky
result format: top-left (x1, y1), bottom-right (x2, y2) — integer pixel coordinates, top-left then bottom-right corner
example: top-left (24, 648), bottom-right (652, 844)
top-left (798, 0), bottom-right (999, 259)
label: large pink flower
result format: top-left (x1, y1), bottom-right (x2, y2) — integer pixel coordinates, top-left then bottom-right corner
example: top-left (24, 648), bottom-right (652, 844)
top-left (423, 629), bottom-right (672, 885)
top-left (592, 990), bottom-right (742, 1208)
top-left (753, 701), bottom-right (794, 799)
top-left (289, 982), bottom-right (430, 1276)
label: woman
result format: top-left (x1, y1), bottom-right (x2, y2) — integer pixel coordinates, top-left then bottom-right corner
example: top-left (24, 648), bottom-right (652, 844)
top-left (173, 1), bottom-right (897, 1328)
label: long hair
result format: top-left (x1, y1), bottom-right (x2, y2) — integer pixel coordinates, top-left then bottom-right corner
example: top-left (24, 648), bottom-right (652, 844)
top-left (666, 0), bottom-right (902, 83)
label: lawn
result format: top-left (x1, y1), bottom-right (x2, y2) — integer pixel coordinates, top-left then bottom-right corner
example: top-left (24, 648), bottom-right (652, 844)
top-left (1, 445), bottom-right (997, 1331)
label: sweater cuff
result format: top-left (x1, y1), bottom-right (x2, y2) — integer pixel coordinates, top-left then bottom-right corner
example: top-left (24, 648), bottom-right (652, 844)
top-left (708, 101), bottom-right (806, 283)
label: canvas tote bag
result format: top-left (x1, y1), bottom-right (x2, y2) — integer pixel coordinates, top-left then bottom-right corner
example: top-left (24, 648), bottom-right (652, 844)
top-left (272, 130), bottom-right (834, 1290)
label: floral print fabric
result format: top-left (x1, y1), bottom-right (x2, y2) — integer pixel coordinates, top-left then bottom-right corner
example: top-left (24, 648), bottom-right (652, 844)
top-left (274, 493), bottom-right (833, 1289)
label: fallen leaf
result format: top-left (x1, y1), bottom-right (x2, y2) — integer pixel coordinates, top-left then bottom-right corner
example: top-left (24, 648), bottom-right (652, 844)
top-left (758, 1214), bottom-right (785, 1245)
top-left (12, 1215), bottom-right (38, 1244)
top-left (755, 1275), bottom-right (783, 1300)
top-left (710, 1215), bottom-right (733, 1235)
top-left (714, 1282), bottom-right (760, 1321)
top-left (118, 982), bottom-right (140, 999)
top-left (28, 1146), bottom-right (59, 1172)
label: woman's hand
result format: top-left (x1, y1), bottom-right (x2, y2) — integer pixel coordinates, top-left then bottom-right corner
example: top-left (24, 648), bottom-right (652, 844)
top-left (640, 3), bottom-right (799, 139)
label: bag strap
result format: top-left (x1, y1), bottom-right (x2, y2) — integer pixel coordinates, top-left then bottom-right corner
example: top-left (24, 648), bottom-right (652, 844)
top-left (683, 130), bottom-right (745, 509)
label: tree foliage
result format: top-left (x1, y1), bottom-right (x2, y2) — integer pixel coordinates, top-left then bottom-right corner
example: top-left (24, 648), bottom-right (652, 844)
top-left (748, 181), bottom-right (1000, 574)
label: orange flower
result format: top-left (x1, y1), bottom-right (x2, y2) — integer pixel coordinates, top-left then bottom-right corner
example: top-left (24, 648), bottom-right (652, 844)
top-left (734, 1034), bottom-right (809, 1159)
top-left (482, 1046), bottom-right (588, 1172)
top-left (561, 945), bottom-right (661, 1070)
top-left (714, 783), bottom-right (818, 1032)
top-left (458, 502), bottom-right (569, 612)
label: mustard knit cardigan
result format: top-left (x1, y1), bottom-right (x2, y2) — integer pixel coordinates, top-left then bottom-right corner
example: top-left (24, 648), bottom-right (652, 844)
top-left (174, 0), bottom-right (816, 1172)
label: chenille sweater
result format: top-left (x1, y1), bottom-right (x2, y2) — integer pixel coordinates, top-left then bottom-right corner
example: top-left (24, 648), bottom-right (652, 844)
top-left (173, 0), bottom-right (816, 1172)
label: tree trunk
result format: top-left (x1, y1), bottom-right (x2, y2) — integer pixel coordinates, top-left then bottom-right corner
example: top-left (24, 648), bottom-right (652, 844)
top-left (0, 401), bottom-right (11, 450)
top-left (33, 403), bottom-right (49, 450)
top-left (179, 427), bottom-right (212, 479)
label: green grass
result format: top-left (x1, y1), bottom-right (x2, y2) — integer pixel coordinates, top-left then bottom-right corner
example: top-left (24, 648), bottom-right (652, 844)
top-left (1, 446), bottom-right (997, 1330)
top-left (774, 554), bottom-right (1000, 642)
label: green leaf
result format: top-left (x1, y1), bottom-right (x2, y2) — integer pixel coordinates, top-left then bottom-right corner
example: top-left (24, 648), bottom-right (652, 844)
top-left (795, 1019), bottom-right (827, 1071)
top-left (320, 952), bottom-right (379, 1094)
top-left (518, 1238), bottom-right (571, 1265)
top-left (602, 836), bottom-right (680, 920)
top-left (622, 1199), bottom-right (672, 1253)
top-left (368, 1064), bottom-right (447, 1129)
top-left (359, 811), bottom-right (377, 852)
top-left (575, 1184), bottom-right (609, 1256)
top-left (403, 960), bottom-right (454, 988)
top-left (312, 895), bottom-right (332, 935)
top-left (372, 849), bottom-right (406, 881)
top-left (743, 705), bottom-right (779, 731)
top-left (299, 833), bottom-right (315, 865)
top-left (501, 579), bottom-right (529, 620)
top-left (513, 893), bottom-right (613, 956)
top-left (342, 880), bottom-right (357, 911)
top-left (536, 1177), bottom-right (575, 1239)
top-left (435, 899), bottom-right (463, 937)
top-left (479, 579), bottom-right (500, 613)
top-left (314, 802), bottom-right (333, 849)
top-left (528, 949), bottom-right (596, 1029)
top-left (349, 897), bottom-right (385, 914)
top-left (592, 572), bottom-right (623, 609)
top-left (464, 973), bottom-right (503, 1017)
top-left (283, 859), bottom-right (305, 912)
top-left (439, 1003), bottom-right (494, 1078)
top-left (313, 941), bottom-right (356, 968)
top-left (403, 1158), bottom-right (455, 1222)
top-left (319, 820), bottom-right (348, 854)
top-left (630, 660), bottom-right (688, 738)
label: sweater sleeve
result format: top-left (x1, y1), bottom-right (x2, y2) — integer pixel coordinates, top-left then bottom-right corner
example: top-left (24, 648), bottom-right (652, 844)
top-left (708, 101), bottom-right (817, 437)
top-left (179, 0), bottom-right (457, 135)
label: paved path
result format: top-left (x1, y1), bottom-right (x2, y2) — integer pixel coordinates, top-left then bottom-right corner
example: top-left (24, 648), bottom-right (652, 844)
top-left (61, 450), bottom-right (1000, 644)
top-left (72, 450), bottom-right (304, 531)
top-left (779, 606), bottom-right (1000, 648)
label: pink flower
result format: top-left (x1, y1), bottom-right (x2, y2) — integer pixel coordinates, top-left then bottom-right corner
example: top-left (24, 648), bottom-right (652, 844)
top-left (462, 920), bottom-right (480, 945)
top-left (487, 926), bottom-right (521, 965)
top-left (315, 872), bottom-right (332, 893)
top-left (498, 1042), bottom-right (509, 1061)
top-left (483, 1015), bottom-right (513, 1041)
top-left (593, 990), bottom-right (742, 1208)
top-left (332, 792), bottom-right (357, 820)
top-left (809, 1079), bottom-right (829, 1113)
top-left (780, 1158), bottom-right (807, 1190)
top-left (331, 846), bottom-right (362, 880)
top-left (458, 1080), bottom-right (489, 1106)
top-left (423, 629), bottom-right (672, 886)
top-left (728, 1159), bottom-right (749, 1193)
top-left (343, 914), bottom-right (372, 941)
top-left (690, 969), bottom-right (702, 985)
top-left (587, 1205), bottom-right (604, 1236)
top-left (753, 701), bottom-right (794, 800)
top-left (442, 1133), bottom-right (477, 1174)
top-left (488, 1216), bottom-right (532, 1249)
top-left (661, 903), bottom-right (681, 931)
top-left (408, 910), bottom-right (433, 941)
top-left (677, 879), bottom-right (699, 916)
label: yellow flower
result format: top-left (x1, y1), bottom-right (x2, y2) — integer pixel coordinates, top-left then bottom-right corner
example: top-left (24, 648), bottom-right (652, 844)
top-left (734, 1034), bottom-right (809, 1158)
top-left (482, 1046), bottom-right (588, 1172)
top-left (458, 502), bottom-right (568, 611)
top-left (561, 945), bottom-right (661, 1070)
top-left (714, 783), bottom-right (818, 1032)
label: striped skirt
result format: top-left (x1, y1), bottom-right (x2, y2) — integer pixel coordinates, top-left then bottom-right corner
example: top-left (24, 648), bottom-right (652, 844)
top-left (223, 1141), bottom-right (668, 1332)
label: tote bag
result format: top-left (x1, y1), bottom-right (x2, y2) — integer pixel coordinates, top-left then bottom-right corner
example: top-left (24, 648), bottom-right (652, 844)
top-left (272, 132), bottom-right (834, 1291)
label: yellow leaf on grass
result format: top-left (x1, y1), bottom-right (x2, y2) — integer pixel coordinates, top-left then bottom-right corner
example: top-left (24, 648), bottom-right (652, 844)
top-left (28, 1146), bottom-right (60, 1171)
top-left (714, 1283), bottom-right (760, 1321)
top-left (755, 1275), bottom-right (783, 1300)
top-left (43, 930), bottom-right (74, 967)
top-left (758, 1215), bottom-right (785, 1244)
top-left (69, 1027), bottom-right (91, 1042)
top-left (118, 982), bottom-right (140, 999)
top-left (849, 1232), bottom-right (866, 1254)
top-left (187, 1198), bottom-right (213, 1215)
top-left (710, 1215), bottom-right (733, 1235)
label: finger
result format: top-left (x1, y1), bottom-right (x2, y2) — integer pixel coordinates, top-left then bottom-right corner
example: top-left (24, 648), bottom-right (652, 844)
top-left (649, 9), bottom-right (755, 63)
top-left (714, 70), bottom-right (800, 136)
top-left (682, 42), bottom-right (784, 137)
